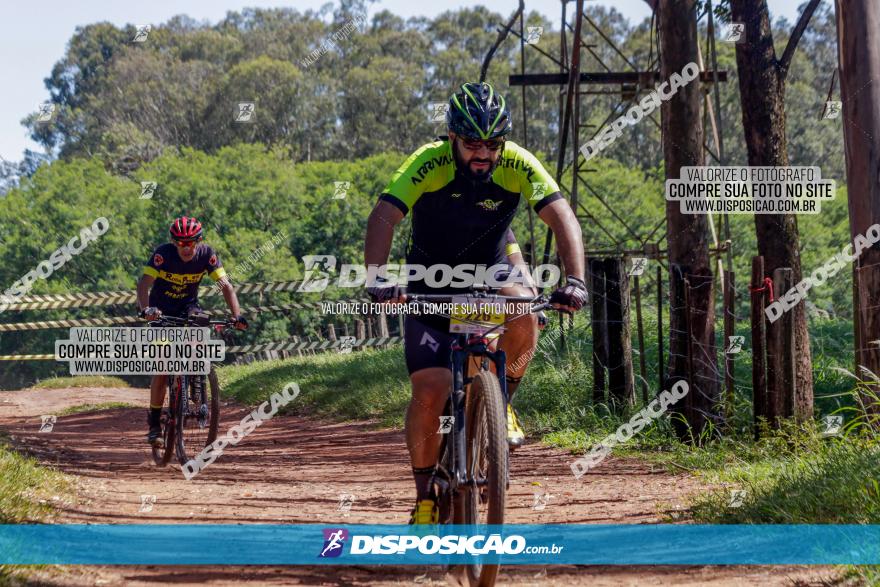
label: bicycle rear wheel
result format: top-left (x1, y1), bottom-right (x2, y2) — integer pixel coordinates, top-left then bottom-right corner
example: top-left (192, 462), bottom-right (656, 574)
top-left (151, 378), bottom-right (178, 467)
top-left (175, 369), bottom-right (221, 465)
top-left (454, 369), bottom-right (508, 586)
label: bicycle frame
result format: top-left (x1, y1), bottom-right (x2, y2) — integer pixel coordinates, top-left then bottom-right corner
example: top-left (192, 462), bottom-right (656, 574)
top-left (146, 314), bottom-right (235, 465)
top-left (446, 333), bottom-right (508, 490)
top-left (402, 290), bottom-right (552, 513)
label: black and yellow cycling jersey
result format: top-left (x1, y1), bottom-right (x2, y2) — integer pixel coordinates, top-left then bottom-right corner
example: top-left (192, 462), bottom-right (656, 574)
top-left (379, 138), bottom-right (561, 293)
top-left (142, 243), bottom-right (226, 315)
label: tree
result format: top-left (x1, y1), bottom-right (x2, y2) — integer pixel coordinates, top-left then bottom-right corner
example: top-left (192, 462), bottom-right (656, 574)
top-left (15, 3), bottom-right (844, 179)
top-left (729, 0), bottom-right (821, 423)
top-left (658, 0), bottom-right (720, 440)
top-left (31, 23), bottom-right (131, 156)
top-left (835, 0), bottom-right (880, 416)
top-left (340, 57), bottom-right (429, 158)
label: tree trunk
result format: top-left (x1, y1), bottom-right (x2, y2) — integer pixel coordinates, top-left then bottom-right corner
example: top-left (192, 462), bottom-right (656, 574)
top-left (659, 0), bottom-right (720, 440)
top-left (730, 0), bottom-right (814, 422)
top-left (836, 0), bottom-right (880, 416)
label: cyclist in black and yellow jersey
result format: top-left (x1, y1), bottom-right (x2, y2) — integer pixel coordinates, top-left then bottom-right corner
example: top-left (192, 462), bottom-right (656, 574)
top-left (136, 216), bottom-right (248, 446)
top-left (364, 82), bottom-right (587, 524)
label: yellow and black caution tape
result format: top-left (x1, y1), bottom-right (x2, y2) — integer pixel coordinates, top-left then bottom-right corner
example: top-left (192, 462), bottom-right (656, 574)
top-left (0, 300), bottom-right (371, 332)
top-left (0, 316), bottom-right (138, 331)
top-left (228, 335), bottom-right (400, 354)
top-left (4, 280), bottom-right (307, 311)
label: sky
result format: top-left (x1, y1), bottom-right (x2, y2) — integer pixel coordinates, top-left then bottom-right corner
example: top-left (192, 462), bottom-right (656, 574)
top-left (0, 0), bottom-right (812, 163)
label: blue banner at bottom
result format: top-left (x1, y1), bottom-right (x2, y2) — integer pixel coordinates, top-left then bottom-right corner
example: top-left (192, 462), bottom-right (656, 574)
top-left (1, 524), bottom-right (878, 565)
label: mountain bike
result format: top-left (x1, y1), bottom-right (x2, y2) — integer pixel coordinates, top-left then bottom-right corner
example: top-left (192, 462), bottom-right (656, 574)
top-left (405, 288), bottom-right (552, 586)
top-left (148, 314), bottom-right (237, 467)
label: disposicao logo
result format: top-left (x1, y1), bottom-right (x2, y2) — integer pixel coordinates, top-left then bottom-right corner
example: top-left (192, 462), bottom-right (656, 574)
top-left (319, 528), bottom-right (348, 558)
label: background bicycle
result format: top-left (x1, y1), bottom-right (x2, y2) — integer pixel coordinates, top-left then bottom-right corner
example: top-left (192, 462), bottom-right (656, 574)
top-left (147, 314), bottom-right (237, 467)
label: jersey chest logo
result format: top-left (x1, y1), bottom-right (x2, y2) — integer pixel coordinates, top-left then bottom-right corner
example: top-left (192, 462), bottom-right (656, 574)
top-left (157, 270), bottom-right (205, 285)
top-left (476, 199), bottom-right (503, 211)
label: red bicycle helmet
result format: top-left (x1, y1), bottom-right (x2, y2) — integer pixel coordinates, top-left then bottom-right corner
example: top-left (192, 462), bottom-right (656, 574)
top-left (170, 216), bottom-right (203, 241)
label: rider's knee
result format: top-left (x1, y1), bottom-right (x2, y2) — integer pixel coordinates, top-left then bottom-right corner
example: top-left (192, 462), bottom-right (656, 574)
top-left (412, 379), bottom-right (448, 400)
top-left (507, 311), bottom-right (538, 341)
top-left (410, 369), bottom-right (451, 406)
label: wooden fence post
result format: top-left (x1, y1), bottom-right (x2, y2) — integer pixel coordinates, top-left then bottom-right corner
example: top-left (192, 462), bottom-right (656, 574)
top-left (668, 264), bottom-right (689, 439)
top-left (723, 269), bottom-right (736, 421)
top-left (657, 264), bottom-right (664, 394)
top-left (588, 258), bottom-right (634, 407)
top-left (634, 274), bottom-right (648, 403)
top-left (377, 312), bottom-right (389, 347)
top-left (750, 256), bottom-right (766, 437)
top-left (767, 267), bottom-right (795, 428)
top-left (588, 257), bottom-right (607, 404)
top-left (856, 260), bottom-right (880, 418)
top-left (694, 269), bottom-right (720, 433)
top-left (853, 262), bottom-right (862, 380)
top-left (773, 267), bottom-right (797, 418)
top-left (605, 258), bottom-right (635, 406)
top-left (355, 319), bottom-right (366, 346)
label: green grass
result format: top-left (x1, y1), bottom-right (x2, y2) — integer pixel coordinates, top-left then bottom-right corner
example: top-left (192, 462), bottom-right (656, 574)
top-left (29, 375), bottom-right (130, 389)
top-left (218, 315), bottom-right (879, 533)
top-left (218, 313), bottom-right (859, 442)
top-left (689, 439), bottom-right (880, 524)
top-left (655, 421), bottom-right (880, 586)
top-left (57, 402), bottom-right (139, 416)
top-left (218, 346), bottom-right (411, 427)
top-left (0, 434), bottom-right (69, 524)
top-left (0, 315), bottom-right (874, 582)
top-left (0, 435), bottom-right (74, 585)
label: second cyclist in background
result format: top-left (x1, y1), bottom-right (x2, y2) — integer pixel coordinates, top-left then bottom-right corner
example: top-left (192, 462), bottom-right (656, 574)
top-left (136, 216), bottom-right (248, 447)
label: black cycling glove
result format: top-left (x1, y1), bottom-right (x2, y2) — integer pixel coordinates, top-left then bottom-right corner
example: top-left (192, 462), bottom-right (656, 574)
top-left (139, 307), bottom-right (161, 320)
top-left (366, 276), bottom-right (400, 303)
top-left (549, 275), bottom-right (588, 312)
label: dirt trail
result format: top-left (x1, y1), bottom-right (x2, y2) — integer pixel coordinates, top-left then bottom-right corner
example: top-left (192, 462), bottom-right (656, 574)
top-left (0, 386), bottom-right (836, 586)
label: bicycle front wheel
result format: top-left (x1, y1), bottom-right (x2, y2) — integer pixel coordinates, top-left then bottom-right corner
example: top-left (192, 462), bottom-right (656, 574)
top-left (454, 369), bottom-right (508, 586)
top-left (175, 369), bottom-right (221, 466)
top-left (152, 378), bottom-right (178, 467)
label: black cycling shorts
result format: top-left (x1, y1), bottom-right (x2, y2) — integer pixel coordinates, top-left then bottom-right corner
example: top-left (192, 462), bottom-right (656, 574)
top-left (403, 265), bottom-right (516, 375)
top-left (403, 316), bottom-right (457, 375)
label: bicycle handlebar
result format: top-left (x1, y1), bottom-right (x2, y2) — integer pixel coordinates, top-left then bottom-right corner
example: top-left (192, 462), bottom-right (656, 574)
top-left (145, 315), bottom-right (238, 328)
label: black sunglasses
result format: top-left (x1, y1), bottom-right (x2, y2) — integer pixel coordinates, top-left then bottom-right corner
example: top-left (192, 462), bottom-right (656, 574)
top-left (459, 137), bottom-right (505, 152)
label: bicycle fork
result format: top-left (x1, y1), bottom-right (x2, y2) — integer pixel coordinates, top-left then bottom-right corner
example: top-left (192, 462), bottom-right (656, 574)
top-left (449, 343), bottom-right (511, 491)
top-left (450, 348), bottom-right (468, 488)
